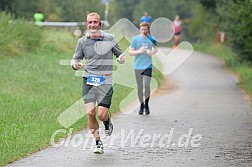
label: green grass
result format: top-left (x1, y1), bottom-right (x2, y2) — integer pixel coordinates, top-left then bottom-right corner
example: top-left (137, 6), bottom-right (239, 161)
top-left (0, 36), bottom-right (81, 165)
top-left (0, 12), bottom-right (42, 56)
top-left (234, 65), bottom-right (252, 100)
top-left (194, 43), bottom-right (252, 106)
top-left (0, 28), bottom-right (163, 165)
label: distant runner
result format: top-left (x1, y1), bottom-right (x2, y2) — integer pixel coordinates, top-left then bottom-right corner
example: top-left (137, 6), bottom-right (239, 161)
top-left (33, 10), bottom-right (44, 26)
top-left (173, 15), bottom-right (182, 48)
top-left (140, 12), bottom-right (152, 24)
top-left (129, 22), bottom-right (158, 115)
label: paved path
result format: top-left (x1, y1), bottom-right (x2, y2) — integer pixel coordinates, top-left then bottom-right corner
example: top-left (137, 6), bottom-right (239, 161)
top-left (7, 48), bottom-right (252, 167)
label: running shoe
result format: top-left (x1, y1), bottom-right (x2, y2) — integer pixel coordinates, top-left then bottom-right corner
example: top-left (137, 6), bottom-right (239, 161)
top-left (93, 140), bottom-right (103, 154)
top-left (139, 103), bottom-right (145, 115)
top-left (145, 106), bottom-right (150, 115)
top-left (103, 113), bottom-right (113, 136)
top-left (139, 108), bottom-right (144, 115)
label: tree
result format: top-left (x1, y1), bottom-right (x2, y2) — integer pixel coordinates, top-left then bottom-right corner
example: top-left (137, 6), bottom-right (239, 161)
top-left (132, 0), bottom-right (175, 25)
top-left (54, 0), bottom-right (105, 22)
top-left (0, 0), bottom-right (14, 12)
top-left (109, 0), bottom-right (140, 24)
top-left (0, 0), bottom-right (105, 22)
top-left (217, 0), bottom-right (252, 62)
top-left (199, 0), bottom-right (217, 13)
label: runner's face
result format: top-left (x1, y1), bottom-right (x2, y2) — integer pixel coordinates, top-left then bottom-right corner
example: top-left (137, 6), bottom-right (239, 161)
top-left (140, 26), bottom-right (149, 36)
top-left (86, 15), bottom-right (100, 33)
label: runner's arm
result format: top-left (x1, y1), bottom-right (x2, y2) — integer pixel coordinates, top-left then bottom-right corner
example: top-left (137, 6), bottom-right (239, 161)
top-left (128, 46), bottom-right (145, 56)
top-left (111, 38), bottom-right (125, 64)
top-left (112, 42), bottom-right (123, 58)
top-left (147, 46), bottom-right (158, 56)
top-left (71, 38), bottom-right (84, 70)
top-left (128, 38), bottom-right (145, 56)
top-left (146, 36), bottom-right (158, 56)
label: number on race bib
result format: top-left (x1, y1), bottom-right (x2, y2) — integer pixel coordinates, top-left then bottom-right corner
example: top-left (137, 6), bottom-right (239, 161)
top-left (87, 75), bottom-right (105, 86)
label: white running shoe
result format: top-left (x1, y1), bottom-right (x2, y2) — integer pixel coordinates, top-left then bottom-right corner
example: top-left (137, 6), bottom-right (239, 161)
top-left (93, 140), bottom-right (103, 154)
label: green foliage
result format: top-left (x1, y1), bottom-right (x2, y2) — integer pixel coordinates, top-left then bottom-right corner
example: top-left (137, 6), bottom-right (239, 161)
top-left (187, 3), bottom-right (218, 43)
top-left (217, 0), bottom-right (252, 62)
top-left (0, 0), bottom-right (105, 22)
top-left (109, 0), bottom-right (176, 25)
top-left (0, 0), bottom-right (13, 11)
top-left (0, 0), bottom-right (37, 19)
top-left (235, 65), bottom-right (252, 99)
top-left (109, 0), bottom-right (140, 24)
top-left (199, 0), bottom-right (217, 13)
top-left (0, 12), bottom-right (42, 56)
top-left (34, 0), bottom-right (63, 21)
top-left (133, 0), bottom-right (175, 25)
top-left (189, 0), bottom-right (252, 62)
top-left (54, 0), bottom-right (105, 22)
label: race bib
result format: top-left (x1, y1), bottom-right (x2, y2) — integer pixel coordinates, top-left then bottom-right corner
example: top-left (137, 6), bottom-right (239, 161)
top-left (141, 42), bottom-right (151, 53)
top-left (86, 75), bottom-right (105, 86)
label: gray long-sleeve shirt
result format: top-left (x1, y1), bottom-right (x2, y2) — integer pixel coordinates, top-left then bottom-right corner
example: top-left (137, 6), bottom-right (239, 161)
top-left (71, 31), bottom-right (123, 83)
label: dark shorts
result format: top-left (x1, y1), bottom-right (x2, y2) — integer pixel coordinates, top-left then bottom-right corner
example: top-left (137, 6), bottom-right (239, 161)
top-left (175, 32), bottom-right (181, 35)
top-left (82, 77), bottom-right (113, 108)
top-left (135, 68), bottom-right (152, 78)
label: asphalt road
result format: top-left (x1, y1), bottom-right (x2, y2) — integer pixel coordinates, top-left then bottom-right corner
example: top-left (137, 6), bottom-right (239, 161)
top-left (7, 48), bottom-right (252, 167)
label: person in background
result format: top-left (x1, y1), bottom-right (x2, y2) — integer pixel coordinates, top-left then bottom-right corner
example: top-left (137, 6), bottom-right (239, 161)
top-left (33, 10), bottom-right (44, 26)
top-left (140, 12), bottom-right (152, 24)
top-left (173, 15), bottom-right (182, 48)
top-left (129, 22), bottom-right (158, 115)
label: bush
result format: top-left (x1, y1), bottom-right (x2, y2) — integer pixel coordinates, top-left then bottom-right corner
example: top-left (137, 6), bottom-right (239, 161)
top-left (217, 0), bottom-right (252, 62)
top-left (187, 3), bottom-right (218, 43)
top-left (0, 12), bottom-right (42, 56)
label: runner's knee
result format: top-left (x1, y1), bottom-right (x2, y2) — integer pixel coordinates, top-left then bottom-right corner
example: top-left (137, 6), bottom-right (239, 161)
top-left (87, 109), bottom-right (96, 118)
top-left (144, 82), bottom-right (150, 90)
top-left (98, 112), bottom-right (107, 121)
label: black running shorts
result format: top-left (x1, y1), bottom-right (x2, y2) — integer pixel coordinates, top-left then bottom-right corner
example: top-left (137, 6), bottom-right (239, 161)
top-left (82, 77), bottom-right (113, 108)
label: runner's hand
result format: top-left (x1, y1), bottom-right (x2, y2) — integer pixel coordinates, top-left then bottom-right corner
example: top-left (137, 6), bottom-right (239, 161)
top-left (138, 46), bottom-right (145, 54)
top-left (147, 50), bottom-right (153, 56)
top-left (73, 61), bottom-right (83, 69)
top-left (117, 54), bottom-right (125, 64)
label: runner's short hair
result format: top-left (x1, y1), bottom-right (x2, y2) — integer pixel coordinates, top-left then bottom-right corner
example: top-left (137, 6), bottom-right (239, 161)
top-left (139, 22), bottom-right (149, 28)
top-left (87, 12), bottom-right (101, 21)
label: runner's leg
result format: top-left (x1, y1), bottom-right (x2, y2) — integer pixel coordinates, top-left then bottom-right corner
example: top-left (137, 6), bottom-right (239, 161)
top-left (174, 34), bottom-right (181, 47)
top-left (98, 106), bottom-right (109, 121)
top-left (143, 69), bottom-right (152, 109)
top-left (97, 85), bottom-right (113, 136)
top-left (135, 70), bottom-right (144, 109)
top-left (86, 102), bottom-right (100, 141)
top-left (143, 68), bottom-right (152, 114)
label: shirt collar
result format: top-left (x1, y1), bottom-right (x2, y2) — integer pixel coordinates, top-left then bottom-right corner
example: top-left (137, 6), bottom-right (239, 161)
top-left (86, 31), bottom-right (104, 40)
